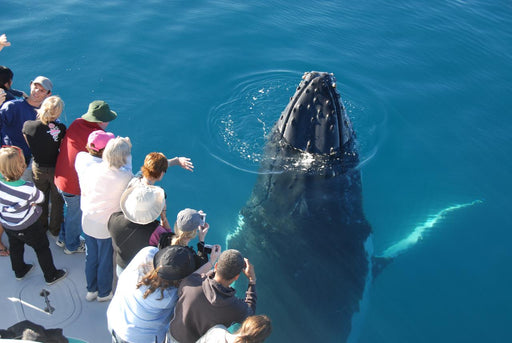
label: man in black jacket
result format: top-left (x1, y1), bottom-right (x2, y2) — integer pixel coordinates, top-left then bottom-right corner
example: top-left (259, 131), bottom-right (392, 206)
top-left (168, 249), bottom-right (257, 343)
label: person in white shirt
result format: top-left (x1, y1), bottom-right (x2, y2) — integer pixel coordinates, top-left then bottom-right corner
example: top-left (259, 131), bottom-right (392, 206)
top-left (76, 136), bottom-right (132, 302)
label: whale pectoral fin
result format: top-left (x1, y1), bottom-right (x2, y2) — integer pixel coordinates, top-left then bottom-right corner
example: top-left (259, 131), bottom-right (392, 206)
top-left (371, 256), bottom-right (394, 280)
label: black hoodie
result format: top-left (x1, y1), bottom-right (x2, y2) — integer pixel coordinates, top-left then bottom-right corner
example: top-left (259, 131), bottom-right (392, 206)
top-left (169, 270), bottom-right (256, 343)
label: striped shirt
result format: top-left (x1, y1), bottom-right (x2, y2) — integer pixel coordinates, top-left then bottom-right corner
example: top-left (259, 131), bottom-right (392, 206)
top-left (0, 177), bottom-right (44, 231)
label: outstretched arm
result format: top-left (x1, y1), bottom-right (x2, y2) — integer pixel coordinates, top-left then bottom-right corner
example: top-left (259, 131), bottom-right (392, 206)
top-left (168, 157), bottom-right (194, 172)
top-left (0, 34), bottom-right (11, 52)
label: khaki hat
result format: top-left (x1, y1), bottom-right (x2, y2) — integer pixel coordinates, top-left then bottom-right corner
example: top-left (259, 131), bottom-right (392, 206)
top-left (81, 100), bottom-right (117, 123)
top-left (120, 184), bottom-right (165, 224)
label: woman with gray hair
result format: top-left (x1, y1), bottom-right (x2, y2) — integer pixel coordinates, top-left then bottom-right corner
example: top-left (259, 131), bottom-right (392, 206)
top-left (77, 136), bottom-right (133, 302)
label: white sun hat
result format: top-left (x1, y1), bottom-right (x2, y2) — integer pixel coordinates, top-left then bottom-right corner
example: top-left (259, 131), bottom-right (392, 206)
top-left (120, 184), bottom-right (165, 224)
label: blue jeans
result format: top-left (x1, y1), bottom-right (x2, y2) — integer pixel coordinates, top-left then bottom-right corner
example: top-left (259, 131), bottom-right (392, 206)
top-left (58, 190), bottom-right (82, 251)
top-left (84, 233), bottom-right (113, 297)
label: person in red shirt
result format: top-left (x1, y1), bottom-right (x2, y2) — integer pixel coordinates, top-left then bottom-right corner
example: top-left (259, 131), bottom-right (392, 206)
top-left (54, 100), bottom-right (117, 254)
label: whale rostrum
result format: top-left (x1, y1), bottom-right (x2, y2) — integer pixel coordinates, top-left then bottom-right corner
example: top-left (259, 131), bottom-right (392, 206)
top-left (277, 71), bottom-right (355, 156)
top-left (228, 71), bottom-right (373, 342)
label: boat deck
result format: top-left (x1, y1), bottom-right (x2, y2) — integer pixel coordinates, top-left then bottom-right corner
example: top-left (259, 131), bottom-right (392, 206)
top-left (0, 234), bottom-right (111, 342)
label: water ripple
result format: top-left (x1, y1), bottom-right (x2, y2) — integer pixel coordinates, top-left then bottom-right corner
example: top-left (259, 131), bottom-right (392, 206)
top-left (206, 70), bottom-right (388, 173)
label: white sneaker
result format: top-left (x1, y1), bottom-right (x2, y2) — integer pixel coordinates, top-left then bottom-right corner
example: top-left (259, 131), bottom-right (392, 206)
top-left (86, 291), bottom-right (98, 301)
top-left (97, 292), bottom-right (113, 302)
top-left (56, 240), bottom-right (65, 248)
top-left (64, 241), bottom-right (86, 255)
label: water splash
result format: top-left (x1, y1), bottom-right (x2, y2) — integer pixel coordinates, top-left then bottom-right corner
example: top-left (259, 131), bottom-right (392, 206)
top-left (380, 200), bottom-right (483, 258)
top-left (206, 71), bottom-right (297, 172)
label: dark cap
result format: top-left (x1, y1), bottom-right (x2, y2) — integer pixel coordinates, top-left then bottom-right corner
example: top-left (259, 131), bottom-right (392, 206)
top-left (216, 249), bottom-right (245, 280)
top-left (153, 246), bottom-right (196, 281)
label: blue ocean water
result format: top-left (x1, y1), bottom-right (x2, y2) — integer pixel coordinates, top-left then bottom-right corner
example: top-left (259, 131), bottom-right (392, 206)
top-left (1, 1), bottom-right (511, 342)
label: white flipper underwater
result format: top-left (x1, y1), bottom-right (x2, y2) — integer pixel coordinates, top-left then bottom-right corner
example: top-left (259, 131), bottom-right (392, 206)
top-left (380, 199), bottom-right (483, 259)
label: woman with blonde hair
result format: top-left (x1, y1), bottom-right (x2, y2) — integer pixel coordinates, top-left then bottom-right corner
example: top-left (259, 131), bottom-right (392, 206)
top-left (22, 95), bottom-right (66, 236)
top-left (77, 136), bottom-right (133, 302)
top-left (149, 208), bottom-right (213, 269)
top-left (196, 315), bottom-right (272, 343)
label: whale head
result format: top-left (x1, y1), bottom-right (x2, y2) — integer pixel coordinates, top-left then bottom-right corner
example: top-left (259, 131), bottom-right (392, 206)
top-left (276, 71), bottom-right (358, 163)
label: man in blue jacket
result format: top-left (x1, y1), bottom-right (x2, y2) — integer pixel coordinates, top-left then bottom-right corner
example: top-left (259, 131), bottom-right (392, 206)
top-left (0, 76), bottom-right (52, 169)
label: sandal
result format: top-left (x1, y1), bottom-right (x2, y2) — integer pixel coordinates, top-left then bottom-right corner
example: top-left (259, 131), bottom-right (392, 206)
top-left (0, 247), bottom-right (9, 256)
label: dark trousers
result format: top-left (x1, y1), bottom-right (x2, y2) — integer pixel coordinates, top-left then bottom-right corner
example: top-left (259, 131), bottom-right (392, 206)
top-left (32, 163), bottom-right (64, 236)
top-left (5, 220), bottom-right (58, 281)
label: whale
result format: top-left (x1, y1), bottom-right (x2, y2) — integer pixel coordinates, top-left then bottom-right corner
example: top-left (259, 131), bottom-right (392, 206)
top-left (225, 71), bottom-right (481, 342)
top-left (227, 71), bottom-right (374, 342)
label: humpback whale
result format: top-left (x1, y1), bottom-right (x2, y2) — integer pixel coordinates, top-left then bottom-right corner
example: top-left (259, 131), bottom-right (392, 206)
top-left (227, 71), bottom-right (373, 342)
top-left (226, 71), bottom-right (482, 342)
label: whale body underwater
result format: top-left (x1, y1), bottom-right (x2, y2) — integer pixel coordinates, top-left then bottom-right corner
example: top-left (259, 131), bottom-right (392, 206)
top-left (226, 71), bottom-right (481, 342)
top-left (228, 71), bottom-right (374, 342)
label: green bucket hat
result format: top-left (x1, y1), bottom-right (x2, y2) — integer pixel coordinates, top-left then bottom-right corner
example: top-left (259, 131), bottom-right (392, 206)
top-left (81, 100), bottom-right (117, 123)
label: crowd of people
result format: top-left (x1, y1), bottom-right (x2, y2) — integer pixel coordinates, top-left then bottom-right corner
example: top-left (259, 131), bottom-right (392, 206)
top-left (0, 34), bottom-right (272, 343)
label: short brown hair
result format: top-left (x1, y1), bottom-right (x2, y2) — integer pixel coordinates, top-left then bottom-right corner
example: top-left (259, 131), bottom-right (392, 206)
top-left (141, 152), bottom-right (168, 180)
top-left (0, 146), bottom-right (26, 181)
